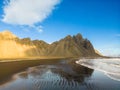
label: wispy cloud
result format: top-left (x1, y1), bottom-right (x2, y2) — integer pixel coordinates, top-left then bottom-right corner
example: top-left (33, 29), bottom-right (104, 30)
top-left (1, 0), bottom-right (60, 31)
top-left (34, 25), bottom-right (43, 33)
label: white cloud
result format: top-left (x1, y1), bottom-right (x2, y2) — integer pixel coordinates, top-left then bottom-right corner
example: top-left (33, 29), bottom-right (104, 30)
top-left (2, 0), bottom-right (60, 26)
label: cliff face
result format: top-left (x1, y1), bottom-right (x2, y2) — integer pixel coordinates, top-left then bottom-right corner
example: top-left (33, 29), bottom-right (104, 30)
top-left (0, 30), bottom-right (99, 58)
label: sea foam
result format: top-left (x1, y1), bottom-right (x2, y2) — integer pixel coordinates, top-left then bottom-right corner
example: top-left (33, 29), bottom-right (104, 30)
top-left (76, 58), bottom-right (120, 81)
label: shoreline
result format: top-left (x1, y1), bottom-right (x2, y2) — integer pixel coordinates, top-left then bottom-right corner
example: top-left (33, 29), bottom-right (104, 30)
top-left (0, 55), bottom-right (106, 63)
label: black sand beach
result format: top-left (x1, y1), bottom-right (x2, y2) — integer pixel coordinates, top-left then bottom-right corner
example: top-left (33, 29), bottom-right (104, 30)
top-left (0, 58), bottom-right (63, 85)
top-left (0, 58), bottom-right (120, 90)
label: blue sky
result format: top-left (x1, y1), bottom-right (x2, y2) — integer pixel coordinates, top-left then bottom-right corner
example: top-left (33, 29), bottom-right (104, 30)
top-left (0, 0), bottom-right (120, 56)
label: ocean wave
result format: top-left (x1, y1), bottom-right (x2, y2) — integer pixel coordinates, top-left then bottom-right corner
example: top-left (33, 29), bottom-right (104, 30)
top-left (76, 58), bottom-right (120, 81)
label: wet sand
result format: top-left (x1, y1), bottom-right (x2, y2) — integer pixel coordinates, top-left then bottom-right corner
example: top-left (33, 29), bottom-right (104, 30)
top-left (0, 58), bottom-right (120, 90)
top-left (0, 59), bottom-right (95, 90)
top-left (0, 58), bottom-right (65, 85)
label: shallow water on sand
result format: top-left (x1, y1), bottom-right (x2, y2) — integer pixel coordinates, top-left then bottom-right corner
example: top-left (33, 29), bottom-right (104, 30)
top-left (0, 59), bottom-right (120, 90)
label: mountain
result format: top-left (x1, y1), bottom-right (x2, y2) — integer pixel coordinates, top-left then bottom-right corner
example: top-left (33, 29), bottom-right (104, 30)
top-left (0, 30), bottom-right (100, 59)
top-left (47, 33), bottom-right (98, 57)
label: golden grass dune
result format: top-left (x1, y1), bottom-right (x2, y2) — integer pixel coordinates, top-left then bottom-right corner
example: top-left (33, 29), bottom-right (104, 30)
top-left (0, 39), bottom-right (37, 58)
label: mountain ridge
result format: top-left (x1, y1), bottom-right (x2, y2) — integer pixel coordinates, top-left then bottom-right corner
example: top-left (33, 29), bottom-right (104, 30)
top-left (0, 30), bottom-right (100, 59)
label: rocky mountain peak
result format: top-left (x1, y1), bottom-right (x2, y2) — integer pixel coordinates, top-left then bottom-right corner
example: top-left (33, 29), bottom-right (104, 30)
top-left (75, 33), bottom-right (83, 39)
top-left (65, 35), bottom-right (72, 39)
top-left (48, 33), bottom-right (99, 57)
